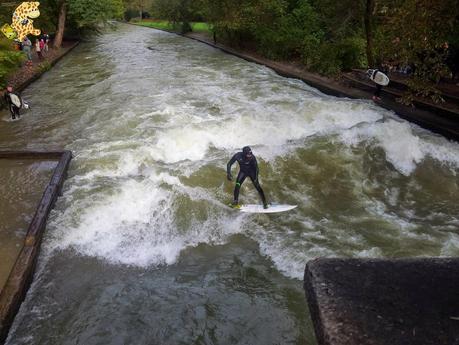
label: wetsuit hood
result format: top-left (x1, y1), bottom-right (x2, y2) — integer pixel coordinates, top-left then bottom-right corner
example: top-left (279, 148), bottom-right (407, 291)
top-left (242, 146), bottom-right (252, 156)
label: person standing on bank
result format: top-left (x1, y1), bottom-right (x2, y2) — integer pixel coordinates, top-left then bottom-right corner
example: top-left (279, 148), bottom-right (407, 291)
top-left (227, 146), bottom-right (268, 209)
top-left (367, 67), bottom-right (389, 101)
top-left (22, 37), bottom-right (32, 64)
top-left (4, 86), bottom-right (22, 120)
top-left (35, 39), bottom-right (42, 60)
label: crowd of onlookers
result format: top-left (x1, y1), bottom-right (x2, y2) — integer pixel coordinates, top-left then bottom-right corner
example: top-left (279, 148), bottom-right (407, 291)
top-left (18, 33), bottom-right (50, 65)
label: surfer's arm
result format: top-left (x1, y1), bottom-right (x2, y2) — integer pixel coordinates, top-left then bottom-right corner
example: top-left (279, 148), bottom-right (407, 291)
top-left (253, 156), bottom-right (259, 179)
top-left (4, 93), bottom-right (12, 107)
top-left (227, 154), bottom-right (237, 180)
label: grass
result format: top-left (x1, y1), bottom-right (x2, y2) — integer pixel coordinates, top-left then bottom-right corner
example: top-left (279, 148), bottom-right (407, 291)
top-left (132, 20), bottom-right (211, 33)
top-left (190, 22), bottom-right (211, 32)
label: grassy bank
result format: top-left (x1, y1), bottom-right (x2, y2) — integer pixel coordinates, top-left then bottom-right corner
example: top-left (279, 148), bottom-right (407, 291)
top-left (132, 20), bottom-right (211, 33)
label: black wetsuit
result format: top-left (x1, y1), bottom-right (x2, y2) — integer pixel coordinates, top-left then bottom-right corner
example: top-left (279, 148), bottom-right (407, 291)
top-left (227, 152), bottom-right (267, 205)
top-left (4, 92), bottom-right (20, 119)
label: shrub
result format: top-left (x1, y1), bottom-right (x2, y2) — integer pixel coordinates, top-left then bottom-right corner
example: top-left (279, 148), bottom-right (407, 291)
top-left (0, 38), bottom-right (25, 89)
top-left (336, 36), bottom-right (366, 71)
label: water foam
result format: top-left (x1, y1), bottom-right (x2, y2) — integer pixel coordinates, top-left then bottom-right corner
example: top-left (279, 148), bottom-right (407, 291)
top-left (47, 163), bottom-right (247, 267)
top-left (340, 119), bottom-right (459, 175)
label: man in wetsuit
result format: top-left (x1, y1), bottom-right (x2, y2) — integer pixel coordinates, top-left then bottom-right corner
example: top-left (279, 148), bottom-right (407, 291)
top-left (3, 86), bottom-right (21, 120)
top-left (227, 146), bottom-right (268, 209)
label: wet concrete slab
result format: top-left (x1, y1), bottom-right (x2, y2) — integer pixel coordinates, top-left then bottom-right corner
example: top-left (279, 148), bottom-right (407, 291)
top-left (304, 258), bottom-right (459, 345)
top-left (0, 151), bottom-right (72, 344)
top-left (0, 159), bottom-right (57, 291)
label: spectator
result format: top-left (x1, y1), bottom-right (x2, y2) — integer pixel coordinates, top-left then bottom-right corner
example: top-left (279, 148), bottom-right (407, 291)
top-left (39, 39), bottom-right (45, 56)
top-left (43, 32), bottom-right (50, 52)
top-left (22, 37), bottom-right (32, 65)
top-left (35, 39), bottom-right (43, 60)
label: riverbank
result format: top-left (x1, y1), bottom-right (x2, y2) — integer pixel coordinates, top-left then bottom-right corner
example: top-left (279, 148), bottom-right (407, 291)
top-left (0, 41), bottom-right (79, 110)
top-left (130, 21), bottom-right (459, 141)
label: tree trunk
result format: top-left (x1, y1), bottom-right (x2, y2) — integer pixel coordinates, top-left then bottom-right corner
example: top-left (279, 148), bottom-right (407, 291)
top-left (364, 0), bottom-right (375, 68)
top-left (54, 0), bottom-right (67, 49)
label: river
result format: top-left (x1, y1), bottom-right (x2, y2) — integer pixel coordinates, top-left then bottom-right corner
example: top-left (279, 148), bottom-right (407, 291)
top-left (1, 23), bottom-right (459, 344)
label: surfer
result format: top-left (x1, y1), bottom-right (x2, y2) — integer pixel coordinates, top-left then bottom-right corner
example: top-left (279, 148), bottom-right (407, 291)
top-left (3, 86), bottom-right (21, 120)
top-left (367, 67), bottom-right (389, 101)
top-left (367, 69), bottom-right (383, 101)
top-left (227, 146), bottom-right (268, 209)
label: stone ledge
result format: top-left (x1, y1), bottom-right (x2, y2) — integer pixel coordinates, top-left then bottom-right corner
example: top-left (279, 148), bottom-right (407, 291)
top-left (304, 258), bottom-right (459, 345)
top-left (0, 150), bottom-right (72, 345)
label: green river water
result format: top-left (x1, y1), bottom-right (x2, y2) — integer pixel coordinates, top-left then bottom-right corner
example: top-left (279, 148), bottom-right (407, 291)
top-left (1, 23), bottom-right (459, 344)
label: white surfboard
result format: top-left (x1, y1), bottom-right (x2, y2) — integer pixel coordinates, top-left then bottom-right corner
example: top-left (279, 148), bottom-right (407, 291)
top-left (9, 93), bottom-right (22, 108)
top-left (238, 204), bottom-right (297, 214)
top-left (367, 69), bottom-right (390, 86)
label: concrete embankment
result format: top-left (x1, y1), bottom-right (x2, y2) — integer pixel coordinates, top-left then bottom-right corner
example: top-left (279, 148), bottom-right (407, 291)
top-left (0, 151), bottom-right (72, 345)
top-left (304, 258), bottom-right (459, 345)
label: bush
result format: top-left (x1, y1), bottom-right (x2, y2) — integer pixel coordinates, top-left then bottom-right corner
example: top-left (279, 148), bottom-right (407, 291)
top-left (0, 38), bottom-right (25, 89)
top-left (253, 0), bottom-right (323, 60)
top-left (311, 43), bottom-right (342, 75)
top-left (303, 36), bottom-right (365, 76)
top-left (124, 9), bottom-right (139, 22)
top-left (336, 37), bottom-right (366, 71)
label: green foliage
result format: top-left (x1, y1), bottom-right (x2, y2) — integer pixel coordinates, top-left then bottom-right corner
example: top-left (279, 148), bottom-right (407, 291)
top-left (68, 0), bottom-right (125, 28)
top-left (254, 0), bottom-right (323, 59)
top-left (308, 37), bottom-right (365, 75)
top-left (375, 0), bottom-right (459, 103)
top-left (133, 20), bottom-right (175, 30)
top-left (399, 77), bottom-right (445, 106)
top-left (124, 9), bottom-right (139, 21)
top-left (150, 0), bottom-right (203, 32)
top-left (0, 38), bottom-right (24, 89)
top-left (190, 22), bottom-right (210, 32)
top-left (38, 61), bottom-right (53, 73)
top-left (134, 20), bottom-right (210, 34)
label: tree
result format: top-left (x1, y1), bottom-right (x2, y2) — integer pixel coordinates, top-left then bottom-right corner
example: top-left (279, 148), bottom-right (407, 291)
top-left (377, 0), bottom-right (459, 102)
top-left (124, 0), bottom-right (153, 19)
top-left (53, 0), bottom-right (124, 48)
top-left (151, 0), bottom-right (203, 33)
top-left (364, 0), bottom-right (375, 67)
top-left (54, 0), bottom-right (66, 48)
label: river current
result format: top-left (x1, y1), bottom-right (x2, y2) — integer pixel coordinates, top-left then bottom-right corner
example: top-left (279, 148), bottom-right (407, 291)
top-left (2, 24), bottom-right (459, 344)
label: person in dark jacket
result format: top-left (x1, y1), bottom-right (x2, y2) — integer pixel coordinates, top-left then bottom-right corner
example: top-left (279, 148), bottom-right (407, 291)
top-left (227, 146), bottom-right (268, 209)
top-left (4, 86), bottom-right (21, 120)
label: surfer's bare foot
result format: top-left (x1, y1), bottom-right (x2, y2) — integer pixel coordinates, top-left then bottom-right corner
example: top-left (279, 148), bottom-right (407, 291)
top-left (263, 203), bottom-right (269, 209)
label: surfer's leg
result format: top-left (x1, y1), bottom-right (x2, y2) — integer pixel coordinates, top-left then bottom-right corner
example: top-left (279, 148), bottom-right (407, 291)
top-left (250, 175), bottom-right (268, 208)
top-left (9, 105), bottom-right (15, 119)
top-left (233, 172), bottom-right (246, 204)
top-left (373, 84), bottom-right (382, 100)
